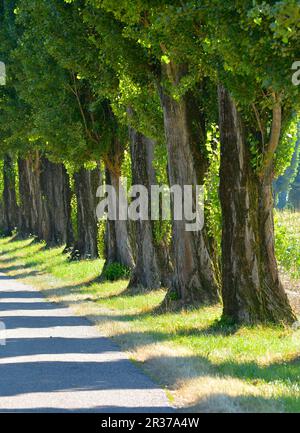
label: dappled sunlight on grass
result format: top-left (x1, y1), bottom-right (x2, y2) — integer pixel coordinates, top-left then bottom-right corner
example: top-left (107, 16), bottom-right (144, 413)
top-left (0, 235), bottom-right (300, 412)
top-left (0, 235), bottom-right (104, 287)
top-left (96, 289), bottom-right (167, 314)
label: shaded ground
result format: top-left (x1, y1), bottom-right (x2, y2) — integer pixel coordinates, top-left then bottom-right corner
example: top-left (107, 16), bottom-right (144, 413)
top-left (0, 274), bottom-right (171, 413)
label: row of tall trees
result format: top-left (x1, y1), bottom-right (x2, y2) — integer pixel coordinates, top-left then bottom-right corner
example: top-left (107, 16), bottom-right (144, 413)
top-left (0, 0), bottom-right (299, 324)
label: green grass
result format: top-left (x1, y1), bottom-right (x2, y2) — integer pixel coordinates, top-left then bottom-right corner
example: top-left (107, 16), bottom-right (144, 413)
top-left (0, 216), bottom-right (300, 412)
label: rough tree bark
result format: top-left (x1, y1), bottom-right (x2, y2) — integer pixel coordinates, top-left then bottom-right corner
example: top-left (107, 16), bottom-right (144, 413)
top-left (72, 166), bottom-right (100, 259)
top-left (18, 155), bottom-right (73, 247)
top-left (218, 86), bottom-right (296, 324)
top-left (18, 158), bottom-right (34, 236)
top-left (18, 154), bottom-right (44, 240)
top-left (103, 167), bottom-right (135, 271)
top-left (101, 135), bottom-right (135, 273)
top-left (2, 154), bottom-right (19, 235)
top-left (40, 157), bottom-right (73, 247)
top-left (159, 63), bottom-right (220, 305)
top-left (128, 128), bottom-right (171, 290)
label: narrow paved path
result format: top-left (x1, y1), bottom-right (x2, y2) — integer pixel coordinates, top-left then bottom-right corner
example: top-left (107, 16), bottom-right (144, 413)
top-left (0, 274), bottom-right (171, 413)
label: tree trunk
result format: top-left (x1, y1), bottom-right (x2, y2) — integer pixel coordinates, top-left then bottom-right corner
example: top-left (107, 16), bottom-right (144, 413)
top-left (2, 154), bottom-right (18, 235)
top-left (128, 128), bottom-right (171, 289)
top-left (72, 166), bottom-right (100, 259)
top-left (159, 63), bottom-right (220, 305)
top-left (218, 86), bottom-right (296, 324)
top-left (103, 166), bottom-right (135, 270)
top-left (18, 158), bottom-right (34, 236)
top-left (17, 154), bottom-right (44, 240)
top-left (18, 155), bottom-right (73, 247)
top-left (40, 158), bottom-right (73, 247)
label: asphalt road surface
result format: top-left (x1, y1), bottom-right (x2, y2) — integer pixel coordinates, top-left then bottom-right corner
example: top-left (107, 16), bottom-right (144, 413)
top-left (0, 274), bottom-right (172, 413)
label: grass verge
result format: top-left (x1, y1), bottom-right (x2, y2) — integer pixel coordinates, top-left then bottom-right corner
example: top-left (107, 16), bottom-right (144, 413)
top-left (0, 230), bottom-right (299, 413)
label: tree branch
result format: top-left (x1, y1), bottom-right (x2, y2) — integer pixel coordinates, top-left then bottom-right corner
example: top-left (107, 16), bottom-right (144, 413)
top-left (70, 72), bottom-right (99, 146)
top-left (259, 93), bottom-right (282, 178)
top-left (252, 102), bottom-right (265, 149)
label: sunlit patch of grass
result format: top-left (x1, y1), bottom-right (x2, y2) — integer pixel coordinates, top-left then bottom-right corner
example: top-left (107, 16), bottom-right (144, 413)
top-left (0, 236), bottom-right (104, 286)
top-left (96, 289), bottom-right (166, 314)
top-left (0, 235), bottom-right (300, 412)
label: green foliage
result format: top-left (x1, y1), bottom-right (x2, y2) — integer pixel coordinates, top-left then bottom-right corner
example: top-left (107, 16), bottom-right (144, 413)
top-left (168, 290), bottom-right (180, 301)
top-left (204, 125), bottom-right (222, 252)
top-left (289, 160), bottom-right (300, 209)
top-left (248, 133), bottom-right (264, 173)
top-left (102, 262), bottom-right (131, 281)
top-left (275, 119), bottom-right (299, 177)
top-left (153, 219), bottom-right (172, 247)
top-left (0, 0), bottom-right (32, 157)
top-left (70, 194), bottom-right (78, 241)
top-left (121, 149), bottom-right (132, 191)
top-left (275, 211), bottom-right (300, 279)
top-left (274, 123), bottom-right (300, 208)
top-left (207, 0), bottom-right (300, 177)
top-left (1, 0), bottom-right (118, 166)
top-left (13, 159), bottom-right (20, 205)
top-left (97, 219), bottom-right (106, 260)
top-left (152, 141), bottom-right (172, 246)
